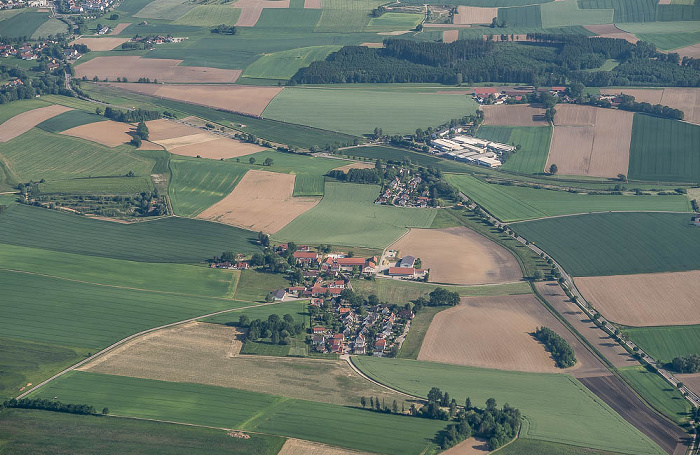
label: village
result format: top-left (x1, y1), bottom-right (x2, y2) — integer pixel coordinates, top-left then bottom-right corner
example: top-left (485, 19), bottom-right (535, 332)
top-left (210, 243), bottom-right (429, 357)
top-left (375, 170), bottom-right (432, 208)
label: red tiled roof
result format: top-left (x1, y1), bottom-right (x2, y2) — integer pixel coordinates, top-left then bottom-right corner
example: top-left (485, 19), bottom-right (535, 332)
top-left (388, 267), bottom-right (415, 276)
top-left (293, 251), bottom-right (318, 259)
top-left (336, 257), bottom-right (366, 266)
top-left (473, 87), bottom-right (499, 95)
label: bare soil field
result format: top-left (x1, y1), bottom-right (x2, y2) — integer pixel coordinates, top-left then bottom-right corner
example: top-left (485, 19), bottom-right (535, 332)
top-left (576, 271), bottom-right (700, 327)
top-left (600, 88), bottom-right (700, 124)
top-left (61, 120), bottom-right (133, 147)
top-left (675, 43), bottom-right (700, 60)
top-left (110, 83), bottom-right (282, 117)
top-left (453, 6), bottom-right (497, 25)
top-left (197, 170), bottom-right (320, 233)
top-left (418, 294), bottom-right (583, 373)
top-left (481, 104), bottom-right (548, 126)
top-left (546, 108), bottom-right (633, 178)
top-left (70, 37), bottom-right (129, 51)
top-left (278, 439), bottom-right (372, 455)
top-left (76, 56), bottom-right (242, 83)
top-left (79, 321), bottom-right (408, 406)
top-left (443, 30), bottom-right (459, 43)
top-left (332, 161), bottom-right (374, 172)
top-left (360, 42), bottom-right (384, 48)
top-left (676, 373), bottom-right (700, 398)
top-left (303, 0), bottom-right (321, 8)
top-left (109, 23), bottom-right (131, 35)
top-left (0, 105), bottom-right (71, 142)
top-left (584, 24), bottom-right (638, 43)
top-left (536, 282), bottom-right (635, 371)
top-left (145, 118), bottom-right (199, 141)
top-left (234, 0), bottom-right (290, 26)
top-left (553, 104), bottom-right (598, 126)
top-left (389, 227), bottom-right (522, 285)
top-left (441, 438), bottom-right (490, 455)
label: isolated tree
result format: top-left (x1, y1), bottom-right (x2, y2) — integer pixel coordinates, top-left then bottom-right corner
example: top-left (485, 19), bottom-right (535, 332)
top-left (249, 157), bottom-right (256, 165)
top-left (136, 120), bottom-right (149, 140)
top-left (361, 396), bottom-right (367, 408)
top-left (264, 157), bottom-right (274, 166)
top-left (465, 397), bottom-right (472, 410)
top-left (392, 400), bottom-right (398, 414)
top-left (101, 407), bottom-right (109, 415)
top-left (549, 164), bottom-right (558, 175)
top-left (617, 173), bottom-right (627, 182)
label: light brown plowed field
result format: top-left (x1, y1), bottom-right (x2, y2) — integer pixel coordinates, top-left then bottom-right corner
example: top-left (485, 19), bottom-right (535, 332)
top-left (197, 170), bottom-right (320, 233)
top-left (418, 294), bottom-right (580, 373)
top-left (110, 83), bottom-right (282, 117)
top-left (676, 373), bottom-right (700, 397)
top-left (76, 56), bottom-right (242, 83)
top-left (61, 120), bottom-right (133, 147)
top-left (453, 6), bottom-right (497, 24)
top-left (546, 108), bottom-right (633, 178)
top-left (360, 42), bottom-right (384, 48)
top-left (443, 30), bottom-right (459, 43)
top-left (0, 104), bottom-right (71, 142)
top-left (79, 321), bottom-right (408, 406)
top-left (482, 104), bottom-right (548, 126)
top-left (441, 438), bottom-right (490, 455)
top-left (332, 161), bottom-right (374, 172)
top-left (576, 271), bottom-right (700, 326)
top-left (675, 43), bottom-right (700, 59)
top-left (144, 118), bottom-right (199, 141)
top-left (109, 23), bottom-right (131, 35)
top-left (554, 104), bottom-right (598, 126)
top-left (70, 37), bottom-right (129, 51)
top-left (278, 439), bottom-right (372, 455)
top-left (600, 88), bottom-right (700, 124)
top-left (234, 0), bottom-right (290, 26)
top-left (584, 24), bottom-right (638, 43)
top-left (389, 227), bottom-right (522, 285)
top-left (303, 0), bottom-right (321, 8)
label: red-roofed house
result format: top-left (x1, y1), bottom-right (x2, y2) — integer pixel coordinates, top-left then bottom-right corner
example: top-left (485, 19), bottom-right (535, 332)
top-left (473, 87), bottom-right (499, 96)
top-left (388, 267), bottom-right (417, 277)
top-left (313, 326), bottom-right (327, 334)
top-left (292, 251), bottom-right (319, 265)
top-left (374, 338), bottom-right (387, 355)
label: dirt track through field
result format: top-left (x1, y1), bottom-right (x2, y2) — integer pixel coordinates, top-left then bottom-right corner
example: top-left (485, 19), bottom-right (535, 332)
top-left (576, 271), bottom-right (700, 326)
top-left (482, 104), bottom-right (548, 126)
top-left (70, 37), bottom-right (130, 51)
top-left (197, 169), bottom-right (320, 233)
top-left (601, 88), bottom-right (700, 124)
top-left (0, 105), bottom-right (71, 142)
top-left (278, 439), bottom-right (372, 455)
top-left (109, 23), bottom-right (131, 35)
top-left (442, 30), bottom-right (459, 43)
top-left (76, 56), bottom-right (242, 83)
top-left (418, 294), bottom-right (598, 373)
top-left (109, 83), bottom-right (282, 117)
top-left (546, 107), bottom-right (633, 178)
top-left (78, 321), bottom-right (408, 406)
top-left (453, 6), bottom-right (497, 24)
top-left (388, 227), bottom-right (522, 285)
top-left (61, 120), bottom-right (133, 147)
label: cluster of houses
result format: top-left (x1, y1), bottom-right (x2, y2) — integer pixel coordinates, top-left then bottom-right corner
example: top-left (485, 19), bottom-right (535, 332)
top-left (1, 41), bottom-right (77, 62)
top-left (289, 249), bottom-right (378, 276)
top-left (431, 130), bottom-right (514, 168)
top-left (376, 172), bottom-right (432, 208)
top-left (472, 86), bottom-right (567, 104)
top-left (311, 302), bottom-right (414, 356)
top-left (0, 0), bottom-right (35, 9)
top-left (66, 0), bottom-right (113, 13)
top-left (387, 254), bottom-right (427, 280)
top-left (132, 35), bottom-right (185, 45)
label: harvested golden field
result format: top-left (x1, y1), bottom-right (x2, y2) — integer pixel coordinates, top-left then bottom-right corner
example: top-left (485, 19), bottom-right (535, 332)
top-left (441, 438), bottom-right (490, 455)
top-left (389, 227), bottom-right (522, 285)
top-left (197, 170), bottom-right (320, 233)
top-left (0, 105), bottom-right (71, 142)
top-left (360, 42), bottom-right (384, 48)
top-left (61, 120), bottom-right (133, 147)
top-left (144, 118), bottom-right (198, 141)
top-left (576, 271), bottom-right (700, 326)
top-left (600, 88), bottom-right (700, 124)
top-left (482, 104), bottom-right (547, 126)
top-left (234, 0), bottom-right (290, 26)
top-left (70, 37), bottom-right (129, 51)
top-left (600, 88), bottom-right (663, 105)
top-left (554, 104), bottom-right (598, 126)
top-left (453, 6), bottom-right (497, 25)
top-left (332, 161), bottom-right (374, 172)
top-left (79, 322), bottom-right (407, 406)
top-left (110, 83), bottom-right (282, 117)
top-left (110, 23), bottom-right (131, 35)
top-left (584, 24), bottom-right (638, 43)
top-left (443, 30), bottom-right (459, 43)
top-left (278, 439), bottom-right (372, 455)
top-left (418, 295), bottom-right (583, 373)
top-left (546, 108), bottom-right (634, 178)
top-left (76, 56), bottom-right (242, 83)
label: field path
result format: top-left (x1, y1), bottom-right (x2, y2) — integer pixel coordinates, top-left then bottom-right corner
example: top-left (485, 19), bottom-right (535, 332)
top-left (508, 209), bottom-right (694, 224)
top-left (344, 355), bottom-right (422, 401)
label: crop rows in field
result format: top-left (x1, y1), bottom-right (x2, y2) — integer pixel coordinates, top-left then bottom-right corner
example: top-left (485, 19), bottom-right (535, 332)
top-left (0, 10), bottom-right (51, 38)
top-left (578, 0), bottom-right (658, 22)
top-left (243, 45), bottom-right (340, 80)
top-left (475, 125), bottom-right (551, 174)
top-left (32, 371), bottom-right (445, 455)
top-left (36, 110), bottom-right (103, 133)
top-left (540, 0), bottom-right (613, 28)
top-left (624, 325), bottom-right (700, 364)
top-left (173, 5), bottom-right (241, 26)
top-left (514, 212), bottom-right (700, 276)
top-left (497, 5), bottom-right (542, 27)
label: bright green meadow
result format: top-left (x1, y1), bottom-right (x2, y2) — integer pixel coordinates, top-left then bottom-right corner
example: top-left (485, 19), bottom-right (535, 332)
top-left (618, 366), bottom-right (691, 426)
top-left (475, 125), bottom-right (551, 174)
top-left (243, 45), bottom-right (341, 80)
top-left (624, 325), bottom-right (700, 363)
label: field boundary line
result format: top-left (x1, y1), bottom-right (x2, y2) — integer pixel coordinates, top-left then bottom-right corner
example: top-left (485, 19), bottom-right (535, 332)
top-left (508, 210), bottom-right (696, 224)
top-left (345, 355), bottom-right (423, 401)
top-left (16, 301), bottom-right (283, 400)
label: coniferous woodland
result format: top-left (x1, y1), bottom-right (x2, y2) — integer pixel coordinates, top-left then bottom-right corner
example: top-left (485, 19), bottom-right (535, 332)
top-left (292, 36), bottom-right (700, 87)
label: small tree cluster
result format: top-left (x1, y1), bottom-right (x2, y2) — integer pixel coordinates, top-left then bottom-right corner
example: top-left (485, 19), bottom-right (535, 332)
top-left (2, 398), bottom-right (96, 415)
top-left (672, 355), bottom-right (700, 374)
top-left (534, 326), bottom-right (577, 368)
top-left (242, 313), bottom-right (305, 345)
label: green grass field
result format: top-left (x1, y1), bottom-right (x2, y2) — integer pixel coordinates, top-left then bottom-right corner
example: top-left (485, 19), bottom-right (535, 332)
top-left (314, 0), bottom-right (384, 32)
top-left (204, 299), bottom-right (308, 325)
top-left (0, 9), bottom-right (51, 38)
top-left (617, 22), bottom-right (700, 50)
top-left (243, 45), bottom-right (341, 80)
top-left (540, 0), bottom-right (614, 28)
top-left (173, 5), bottom-right (241, 26)
top-left (0, 129), bottom-right (153, 184)
top-left (476, 125), bottom-right (551, 174)
top-left (351, 278), bottom-right (530, 305)
top-left (619, 366), bottom-right (691, 426)
top-left (494, 438), bottom-right (627, 455)
top-left (624, 325), bottom-right (700, 363)
top-left (0, 243), bottom-right (238, 298)
top-left (254, 8), bottom-right (322, 30)
top-left (169, 158), bottom-right (249, 217)
top-left (445, 173), bottom-right (690, 222)
top-left (0, 98), bottom-right (49, 124)
top-left (263, 88), bottom-right (479, 136)
top-left (275, 182), bottom-right (436, 248)
top-left (497, 5), bottom-right (542, 27)
top-left (365, 13), bottom-right (423, 31)
top-left (0, 409), bottom-right (285, 455)
top-left (628, 115), bottom-right (700, 183)
top-left (656, 2), bottom-right (700, 21)
top-left (39, 176), bottom-right (154, 194)
top-left (36, 110), bottom-right (103, 133)
top-left (514, 212), bottom-right (700, 276)
top-left (32, 372), bottom-right (446, 455)
top-left (0, 204), bottom-right (260, 263)
top-left (233, 269), bottom-right (291, 302)
top-left (352, 357), bottom-right (664, 455)
top-left (133, 0), bottom-right (196, 20)
top-left (578, 0), bottom-right (658, 22)
top-left (31, 17), bottom-right (69, 39)
top-left (0, 269), bottom-right (249, 350)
